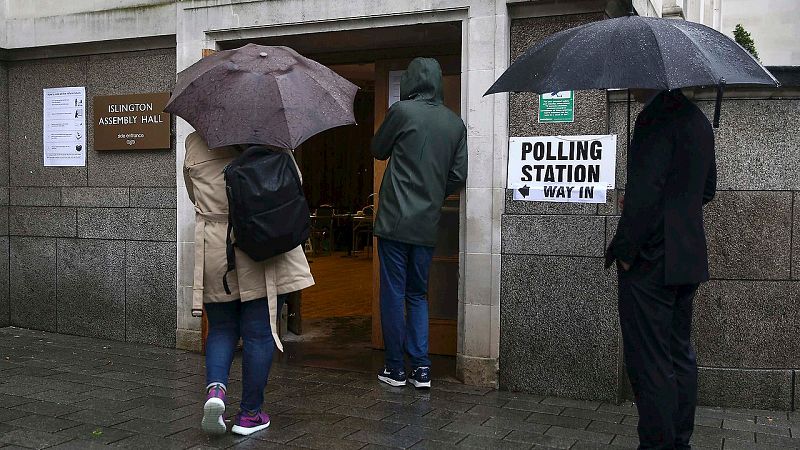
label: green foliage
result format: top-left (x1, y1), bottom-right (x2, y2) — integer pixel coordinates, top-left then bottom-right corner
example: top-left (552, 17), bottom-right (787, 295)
top-left (733, 24), bottom-right (760, 62)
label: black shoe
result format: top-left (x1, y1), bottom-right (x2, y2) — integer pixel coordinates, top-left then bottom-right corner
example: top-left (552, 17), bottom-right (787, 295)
top-left (409, 366), bottom-right (431, 389)
top-left (377, 366), bottom-right (406, 387)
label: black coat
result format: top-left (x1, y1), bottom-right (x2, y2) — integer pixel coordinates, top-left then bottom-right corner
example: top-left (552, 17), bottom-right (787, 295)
top-left (606, 90), bottom-right (716, 286)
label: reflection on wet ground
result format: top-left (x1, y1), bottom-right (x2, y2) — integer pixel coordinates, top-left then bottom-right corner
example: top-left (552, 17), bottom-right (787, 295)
top-left (278, 316), bottom-right (458, 381)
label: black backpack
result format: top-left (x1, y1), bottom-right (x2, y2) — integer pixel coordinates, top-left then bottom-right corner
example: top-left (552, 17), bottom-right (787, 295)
top-left (222, 145), bottom-right (310, 294)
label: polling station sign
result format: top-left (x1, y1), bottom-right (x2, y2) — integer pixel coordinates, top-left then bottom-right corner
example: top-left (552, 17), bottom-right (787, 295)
top-left (507, 135), bottom-right (617, 204)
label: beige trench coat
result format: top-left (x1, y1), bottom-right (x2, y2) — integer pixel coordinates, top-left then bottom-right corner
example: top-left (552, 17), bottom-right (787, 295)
top-left (183, 131), bottom-right (314, 351)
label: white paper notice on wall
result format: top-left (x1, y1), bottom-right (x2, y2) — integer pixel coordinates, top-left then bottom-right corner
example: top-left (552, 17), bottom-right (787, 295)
top-left (388, 70), bottom-right (404, 107)
top-left (43, 87), bottom-right (86, 167)
top-left (507, 135), bottom-right (617, 204)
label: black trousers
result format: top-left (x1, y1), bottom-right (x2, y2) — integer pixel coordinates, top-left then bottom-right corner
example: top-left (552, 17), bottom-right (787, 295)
top-left (618, 258), bottom-right (699, 450)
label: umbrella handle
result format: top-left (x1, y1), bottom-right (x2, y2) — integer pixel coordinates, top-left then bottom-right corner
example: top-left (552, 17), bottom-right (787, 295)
top-left (713, 78), bottom-right (726, 128)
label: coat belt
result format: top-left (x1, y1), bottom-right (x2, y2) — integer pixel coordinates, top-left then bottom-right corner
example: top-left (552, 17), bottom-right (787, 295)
top-left (192, 208), bottom-right (227, 315)
top-left (266, 264), bottom-right (283, 352)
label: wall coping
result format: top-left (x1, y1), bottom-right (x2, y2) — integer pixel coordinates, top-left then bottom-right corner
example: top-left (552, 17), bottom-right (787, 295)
top-left (0, 36), bottom-right (176, 62)
top-left (608, 86), bottom-right (800, 102)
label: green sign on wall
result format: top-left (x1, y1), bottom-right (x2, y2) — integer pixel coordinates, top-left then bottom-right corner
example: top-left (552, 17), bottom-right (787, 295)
top-left (538, 91), bottom-right (575, 123)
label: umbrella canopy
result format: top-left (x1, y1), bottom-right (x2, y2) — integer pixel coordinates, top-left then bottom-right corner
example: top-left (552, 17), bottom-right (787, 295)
top-left (485, 15), bottom-right (779, 96)
top-left (165, 44), bottom-right (358, 150)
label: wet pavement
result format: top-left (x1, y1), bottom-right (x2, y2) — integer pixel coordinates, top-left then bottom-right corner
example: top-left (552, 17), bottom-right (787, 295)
top-left (0, 326), bottom-right (796, 449)
top-left (281, 316), bottom-right (457, 381)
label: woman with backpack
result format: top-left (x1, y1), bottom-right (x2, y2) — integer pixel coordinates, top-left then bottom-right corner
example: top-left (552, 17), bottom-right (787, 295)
top-left (183, 131), bottom-right (314, 436)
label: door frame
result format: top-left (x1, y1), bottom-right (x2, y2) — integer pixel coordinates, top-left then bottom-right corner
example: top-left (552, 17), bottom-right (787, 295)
top-left (209, 19), bottom-right (468, 357)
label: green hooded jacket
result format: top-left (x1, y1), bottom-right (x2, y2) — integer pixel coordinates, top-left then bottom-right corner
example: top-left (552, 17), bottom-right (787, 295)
top-left (371, 58), bottom-right (468, 247)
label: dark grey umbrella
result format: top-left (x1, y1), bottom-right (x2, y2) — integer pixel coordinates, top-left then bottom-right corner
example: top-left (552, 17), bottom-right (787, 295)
top-left (485, 14), bottom-right (779, 128)
top-left (165, 44), bottom-right (358, 149)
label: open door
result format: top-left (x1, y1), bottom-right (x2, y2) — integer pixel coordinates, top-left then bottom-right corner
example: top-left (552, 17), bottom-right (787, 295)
top-left (372, 57), bottom-right (461, 356)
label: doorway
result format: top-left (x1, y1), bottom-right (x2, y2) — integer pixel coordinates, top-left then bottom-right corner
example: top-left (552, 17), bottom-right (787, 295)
top-left (284, 63), bottom-right (378, 372)
top-left (217, 21), bottom-right (463, 378)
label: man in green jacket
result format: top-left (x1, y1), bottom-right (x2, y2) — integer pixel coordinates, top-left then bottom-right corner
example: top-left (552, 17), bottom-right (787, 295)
top-left (371, 57), bottom-right (468, 388)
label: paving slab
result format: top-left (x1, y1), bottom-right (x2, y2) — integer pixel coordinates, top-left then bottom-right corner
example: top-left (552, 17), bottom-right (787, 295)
top-left (55, 424), bottom-right (135, 445)
top-left (286, 433), bottom-right (365, 450)
top-left (456, 434), bottom-right (531, 449)
top-left (504, 429), bottom-right (575, 448)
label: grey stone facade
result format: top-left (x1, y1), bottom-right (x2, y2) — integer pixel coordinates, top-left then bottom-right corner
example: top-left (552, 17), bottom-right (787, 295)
top-left (0, 48), bottom-right (177, 347)
top-left (0, 60), bottom-right (8, 328)
top-left (0, 0), bottom-right (796, 411)
top-left (502, 15), bottom-right (800, 409)
top-left (500, 13), bottom-right (621, 401)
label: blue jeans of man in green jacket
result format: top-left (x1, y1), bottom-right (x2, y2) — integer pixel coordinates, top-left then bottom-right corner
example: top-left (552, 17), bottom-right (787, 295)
top-left (378, 238), bottom-right (434, 369)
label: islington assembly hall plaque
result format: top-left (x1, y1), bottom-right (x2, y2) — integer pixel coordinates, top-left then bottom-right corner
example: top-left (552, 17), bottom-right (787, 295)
top-left (94, 92), bottom-right (171, 151)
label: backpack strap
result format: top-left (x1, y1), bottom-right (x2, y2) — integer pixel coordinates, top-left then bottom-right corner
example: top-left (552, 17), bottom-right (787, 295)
top-left (222, 221), bottom-right (236, 295)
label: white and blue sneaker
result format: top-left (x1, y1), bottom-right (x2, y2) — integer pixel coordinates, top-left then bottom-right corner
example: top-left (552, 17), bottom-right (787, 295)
top-left (378, 366), bottom-right (407, 387)
top-left (409, 366), bottom-right (431, 389)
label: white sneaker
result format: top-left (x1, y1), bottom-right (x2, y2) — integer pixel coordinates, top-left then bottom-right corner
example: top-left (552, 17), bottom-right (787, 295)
top-left (201, 395), bottom-right (227, 435)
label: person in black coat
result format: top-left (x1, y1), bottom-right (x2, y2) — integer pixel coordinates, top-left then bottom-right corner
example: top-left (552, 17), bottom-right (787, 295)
top-left (606, 89), bottom-right (716, 450)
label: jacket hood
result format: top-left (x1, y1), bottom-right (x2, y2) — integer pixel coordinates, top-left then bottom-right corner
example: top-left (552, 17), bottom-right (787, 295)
top-left (400, 58), bottom-right (444, 103)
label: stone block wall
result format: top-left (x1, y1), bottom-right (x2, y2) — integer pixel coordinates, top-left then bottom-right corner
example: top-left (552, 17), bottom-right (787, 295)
top-left (2, 48), bottom-right (177, 347)
top-left (502, 15), bottom-right (800, 410)
top-left (694, 96), bottom-right (799, 410)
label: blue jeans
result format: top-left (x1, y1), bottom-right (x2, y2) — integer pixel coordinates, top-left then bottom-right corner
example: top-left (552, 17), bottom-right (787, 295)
top-left (378, 238), bottom-right (434, 370)
top-left (205, 295), bottom-right (285, 413)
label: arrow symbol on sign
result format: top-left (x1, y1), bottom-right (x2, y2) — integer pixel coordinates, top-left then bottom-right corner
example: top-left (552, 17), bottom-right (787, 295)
top-left (518, 185), bottom-right (530, 198)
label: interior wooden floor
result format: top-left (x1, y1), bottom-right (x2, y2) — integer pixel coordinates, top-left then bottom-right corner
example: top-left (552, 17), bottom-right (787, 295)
top-left (302, 251), bottom-right (373, 319)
